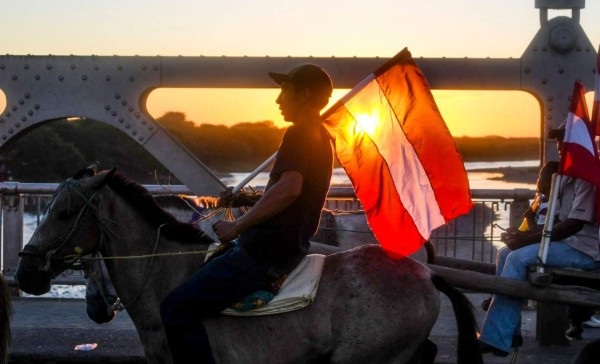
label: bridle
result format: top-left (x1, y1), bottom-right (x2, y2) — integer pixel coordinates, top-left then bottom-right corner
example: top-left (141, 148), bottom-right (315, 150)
top-left (18, 178), bottom-right (102, 276)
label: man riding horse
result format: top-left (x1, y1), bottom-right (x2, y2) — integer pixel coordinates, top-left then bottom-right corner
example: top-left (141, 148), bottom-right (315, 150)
top-left (160, 63), bottom-right (335, 364)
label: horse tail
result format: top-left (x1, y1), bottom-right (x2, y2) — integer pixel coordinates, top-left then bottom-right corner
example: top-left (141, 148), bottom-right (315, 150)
top-left (571, 337), bottom-right (600, 364)
top-left (431, 274), bottom-right (483, 364)
top-left (0, 273), bottom-right (12, 364)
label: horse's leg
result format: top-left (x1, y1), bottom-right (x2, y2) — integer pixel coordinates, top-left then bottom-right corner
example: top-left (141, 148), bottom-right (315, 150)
top-left (406, 339), bottom-right (437, 364)
top-left (130, 312), bottom-right (173, 364)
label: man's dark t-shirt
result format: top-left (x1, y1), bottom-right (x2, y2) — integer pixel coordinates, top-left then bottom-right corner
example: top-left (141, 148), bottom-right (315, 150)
top-left (237, 123), bottom-right (333, 273)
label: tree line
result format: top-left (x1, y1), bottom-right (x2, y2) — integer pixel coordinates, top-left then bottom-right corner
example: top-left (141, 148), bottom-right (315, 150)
top-left (0, 111), bottom-right (539, 183)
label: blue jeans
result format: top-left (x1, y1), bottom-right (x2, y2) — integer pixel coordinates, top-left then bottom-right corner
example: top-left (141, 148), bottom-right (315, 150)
top-left (480, 242), bottom-right (600, 352)
top-left (160, 244), bottom-right (274, 364)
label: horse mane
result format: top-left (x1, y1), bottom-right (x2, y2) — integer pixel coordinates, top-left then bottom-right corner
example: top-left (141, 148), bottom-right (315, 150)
top-left (104, 172), bottom-right (213, 244)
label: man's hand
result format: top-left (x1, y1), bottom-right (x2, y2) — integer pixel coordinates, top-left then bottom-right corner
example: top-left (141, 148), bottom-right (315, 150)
top-left (501, 227), bottom-right (531, 250)
top-left (212, 220), bottom-right (240, 242)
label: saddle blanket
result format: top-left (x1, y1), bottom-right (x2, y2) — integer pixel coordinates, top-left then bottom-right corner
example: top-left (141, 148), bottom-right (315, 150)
top-left (222, 253), bottom-right (326, 316)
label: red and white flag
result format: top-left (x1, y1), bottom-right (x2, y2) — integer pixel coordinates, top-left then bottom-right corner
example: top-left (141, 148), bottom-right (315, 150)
top-left (593, 46), bottom-right (599, 139)
top-left (322, 48), bottom-right (473, 258)
top-left (558, 80), bottom-right (600, 232)
top-left (559, 81), bottom-right (600, 187)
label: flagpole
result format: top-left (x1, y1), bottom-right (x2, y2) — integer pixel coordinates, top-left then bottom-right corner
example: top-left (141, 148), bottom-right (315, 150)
top-left (537, 172), bottom-right (562, 273)
top-left (231, 152), bottom-right (277, 194)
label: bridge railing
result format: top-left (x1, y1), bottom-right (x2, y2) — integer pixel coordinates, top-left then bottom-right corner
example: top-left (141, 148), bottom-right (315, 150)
top-left (0, 182), bottom-right (534, 286)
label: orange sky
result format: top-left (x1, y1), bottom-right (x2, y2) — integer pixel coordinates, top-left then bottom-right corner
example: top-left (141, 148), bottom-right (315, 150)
top-left (1, 1), bottom-right (599, 138)
top-left (145, 88), bottom-right (543, 138)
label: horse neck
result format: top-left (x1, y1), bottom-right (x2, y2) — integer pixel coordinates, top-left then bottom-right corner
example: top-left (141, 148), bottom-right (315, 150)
top-left (95, 188), bottom-right (210, 303)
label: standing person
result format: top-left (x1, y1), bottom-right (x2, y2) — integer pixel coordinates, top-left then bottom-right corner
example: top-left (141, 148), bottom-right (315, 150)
top-left (160, 64), bottom-right (334, 364)
top-left (478, 122), bottom-right (600, 356)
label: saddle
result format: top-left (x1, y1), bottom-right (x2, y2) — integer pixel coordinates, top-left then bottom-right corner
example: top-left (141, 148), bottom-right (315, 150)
top-left (221, 253), bottom-right (325, 316)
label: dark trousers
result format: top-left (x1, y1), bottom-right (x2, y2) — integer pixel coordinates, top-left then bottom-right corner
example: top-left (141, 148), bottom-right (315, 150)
top-left (160, 245), bottom-right (273, 364)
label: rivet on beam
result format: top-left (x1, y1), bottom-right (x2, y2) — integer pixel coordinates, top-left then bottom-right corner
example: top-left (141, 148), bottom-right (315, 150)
top-left (114, 93), bottom-right (121, 99)
top-left (1, 136), bottom-right (5, 140)
top-left (558, 67), bottom-right (564, 74)
top-left (24, 64), bottom-right (29, 70)
top-left (82, 75), bottom-right (88, 81)
top-left (105, 105), bottom-right (111, 110)
top-left (134, 112), bottom-right (140, 118)
top-left (93, 64), bottom-right (99, 70)
top-left (70, 64), bottom-right (76, 70)
top-left (18, 99), bottom-right (24, 105)
top-left (5, 111), bottom-right (10, 117)
top-left (34, 104), bottom-right (40, 110)
top-left (15, 122), bottom-right (20, 127)
top-left (149, 126), bottom-right (154, 131)
top-left (118, 117), bottom-right (124, 123)
top-left (128, 106), bottom-right (134, 112)
top-left (129, 75), bottom-right (135, 82)
top-left (27, 110), bottom-right (33, 116)
top-left (138, 136), bottom-right (144, 142)
top-left (46, 64), bottom-right (52, 70)
top-left (121, 100), bottom-right (127, 106)
top-left (58, 75), bottom-right (64, 81)
top-left (117, 65), bottom-right (123, 71)
top-left (111, 110), bottom-right (117, 116)
top-left (141, 65), bottom-right (147, 71)
top-left (105, 75), bottom-right (111, 81)
top-left (11, 106), bottom-right (17, 111)
top-left (125, 123), bottom-right (131, 129)
top-left (34, 74), bottom-right (40, 80)
top-left (8, 129), bottom-right (13, 134)
top-left (132, 130), bottom-right (137, 135)
top-left (21, 116), bottom-right (26, 122)
top-left (11, 75), bottom-right (17, 80)
top-left (24, 93), bottom-right (30, 99)
top-left (0, 64), bottom-right (4, 70)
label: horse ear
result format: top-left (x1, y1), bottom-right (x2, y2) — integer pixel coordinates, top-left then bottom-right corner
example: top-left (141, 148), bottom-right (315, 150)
top-left (88, 167), bottom-right (117, 191)
top-left (73, 161), bottom-right (101, 180)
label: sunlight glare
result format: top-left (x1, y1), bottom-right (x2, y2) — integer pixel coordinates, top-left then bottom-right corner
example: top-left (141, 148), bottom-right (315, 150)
top-left (354, 112), bottom-right (379, 135)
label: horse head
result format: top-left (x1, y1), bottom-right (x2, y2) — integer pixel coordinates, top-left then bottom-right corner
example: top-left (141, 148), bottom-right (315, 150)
top-left (15, 167), bottom-right (116, 295)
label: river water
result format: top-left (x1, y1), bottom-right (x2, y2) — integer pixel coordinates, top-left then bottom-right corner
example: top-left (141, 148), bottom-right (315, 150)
top-left (20, 160), bottom-right (538, 299)
top-left (221, 160), bottom-right (539, 191)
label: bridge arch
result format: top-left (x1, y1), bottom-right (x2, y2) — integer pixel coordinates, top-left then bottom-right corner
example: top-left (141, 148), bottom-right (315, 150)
top-left (0, 1), bottom-right (597, 195)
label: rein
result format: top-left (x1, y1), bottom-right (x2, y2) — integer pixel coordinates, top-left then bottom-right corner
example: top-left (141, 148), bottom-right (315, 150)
top-left (20, 176), bottom-right (230, 310)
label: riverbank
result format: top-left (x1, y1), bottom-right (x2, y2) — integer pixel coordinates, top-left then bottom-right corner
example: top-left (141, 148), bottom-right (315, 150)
top-left (476, 165), bottom-right (539, 184)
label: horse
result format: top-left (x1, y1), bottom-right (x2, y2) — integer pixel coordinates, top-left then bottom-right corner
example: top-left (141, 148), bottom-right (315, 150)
top-left (14, 166), bottom-right (483, 364)
top-left (0, 273), bottom-right (11, 364)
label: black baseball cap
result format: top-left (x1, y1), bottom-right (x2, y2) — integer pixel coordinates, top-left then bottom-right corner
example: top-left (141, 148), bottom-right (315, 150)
top-left (548, 120), bottom-right (566, 141)
top-left (269, 64), bottom-right (333, 96)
